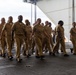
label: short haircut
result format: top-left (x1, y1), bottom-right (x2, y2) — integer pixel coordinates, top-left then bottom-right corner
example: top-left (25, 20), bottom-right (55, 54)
top-left (58, 20), bottom-right (64, 25)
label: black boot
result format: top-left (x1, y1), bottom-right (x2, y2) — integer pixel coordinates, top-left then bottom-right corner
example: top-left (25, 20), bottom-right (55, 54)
top-left (2, 53), bottom-right (6, 58)
top-left (26, 54), bottom-right (31, 58)
top-left (52, 53), bottom-right (56, 56)
top-left (35, 55), bottom-right (40, 58)
top-left (64, 54), bottom-right (69, 57)
top-left (16, 58), bottom-right (22, 62)
top-left (40, 55), bottom-right (45, 60)
top-left (49, 52), bottom-right (52, 55)
top-left (8, 56), bottom-right (13, 60)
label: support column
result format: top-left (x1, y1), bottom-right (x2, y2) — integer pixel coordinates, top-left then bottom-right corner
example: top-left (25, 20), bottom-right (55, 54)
top-left (34, 0), bottom-right (37, 22)
top-left (72, 0), bottom-right (75, 22)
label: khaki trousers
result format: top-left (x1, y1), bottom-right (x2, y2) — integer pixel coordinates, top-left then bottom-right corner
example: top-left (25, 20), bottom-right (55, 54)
top-left (15, 35), bottom-right (24, 58)
top-left (35, 36), bottom-right (43, 56)
top-left (53, 37), bottom-right (67, 54)
top-left (71, 38), bottom-right (76, 54)
top-left (6, 35), bottom-right (12, 56)
top-left (1, 36), bottom-right (6, 54)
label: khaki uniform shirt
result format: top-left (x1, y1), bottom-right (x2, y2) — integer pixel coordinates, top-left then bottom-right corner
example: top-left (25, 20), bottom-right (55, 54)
top-left (12, 21), bottom-right (26, 36)
top-left (0, 24), bottom-right (4, 36)
top-left (70, 27), bottom-right (76, 40)
top-left (0, 23), bottom-right (6, 37)
top-left (55, 25), bottom-right (65, 39)
top-left (3, 22), bottom-right (13, 36)
top-left (25, 25), bottom-right (32, 36)
top-left (33, 24), bottom-right (44, 38)
top-left (43, 25), bottom-right (52, 37)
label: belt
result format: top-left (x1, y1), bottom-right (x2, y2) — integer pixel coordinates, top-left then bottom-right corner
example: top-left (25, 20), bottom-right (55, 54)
top-left (16, 34), bottom-right (24, 36)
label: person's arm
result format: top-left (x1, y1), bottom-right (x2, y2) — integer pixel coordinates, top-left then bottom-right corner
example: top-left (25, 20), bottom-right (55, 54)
top-left (43, 30), bottom-right (50, 38)
top-left (1, 23), bottom-right (6, 37)
top-left (70, 29), bottom-right (73, 40)
top-left (11, 23), bottom-right (15, 41)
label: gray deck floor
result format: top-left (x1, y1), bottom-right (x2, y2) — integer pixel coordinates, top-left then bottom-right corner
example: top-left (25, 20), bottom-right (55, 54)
top-left (0, 49), bottom-right (76, 75)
